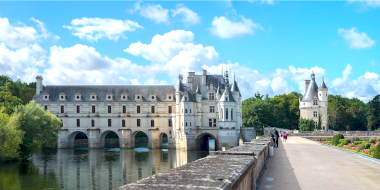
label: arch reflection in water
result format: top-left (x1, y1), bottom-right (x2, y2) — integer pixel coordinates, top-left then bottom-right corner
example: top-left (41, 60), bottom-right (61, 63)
top-left (0, 148), bottom-right (210, 190)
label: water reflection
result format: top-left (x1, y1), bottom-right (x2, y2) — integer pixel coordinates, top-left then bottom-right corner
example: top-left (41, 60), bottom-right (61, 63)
top-left (0, 148), bottom-right (209, 190)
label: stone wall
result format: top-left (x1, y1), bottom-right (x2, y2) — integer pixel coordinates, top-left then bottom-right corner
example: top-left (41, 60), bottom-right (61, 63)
top-left (116, 136), bottom-right (272, 190)
top-left (240, 127), bottom-right (256, 142)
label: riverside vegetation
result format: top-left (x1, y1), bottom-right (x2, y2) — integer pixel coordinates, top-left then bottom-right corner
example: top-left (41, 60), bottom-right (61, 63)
top-left (316, 134), bottom-right (380, 159)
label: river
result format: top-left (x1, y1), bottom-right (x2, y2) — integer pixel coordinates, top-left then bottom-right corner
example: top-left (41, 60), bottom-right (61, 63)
top-left (0, 148), bottom-right (210, 190)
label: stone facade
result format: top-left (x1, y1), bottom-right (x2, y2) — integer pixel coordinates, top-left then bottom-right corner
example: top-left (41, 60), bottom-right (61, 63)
top-left (299, 72), bottom-right (329, 130)
top-left (33, 69), bottom-right (243, 150)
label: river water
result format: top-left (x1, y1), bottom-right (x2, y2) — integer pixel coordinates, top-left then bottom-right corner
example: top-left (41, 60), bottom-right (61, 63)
top-left (0, 148), bottom-right (210, 190)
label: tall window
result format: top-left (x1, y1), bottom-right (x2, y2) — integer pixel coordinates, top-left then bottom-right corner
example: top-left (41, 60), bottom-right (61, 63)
top-left (169, 119), bottom-right (172, 127)
top-left (168, 106), bottom-right (172, 113)
top-left (44, 106), bottom-right (47, 111)
top-left (185, 122), bottom-right (188, 127)
top-left (123, 106), bottom-right (126, 113)
top-left (151, 106), bottom-right (155, 113)
top-left (122, 120), bottom-right (125, 127)
top-left (137, 119), bottom-right (141, 127)
top-left (77, 119), bottom-right (80, 127)
top-left (313, 111), bottom-right (317, 117)
top-left (190, 109), bottom-right (191, 113)
top-left (77, 106), bottom-right (80, 113)
top-left (92, 106), bottom-right (95, 113)
top-left (213, 119), bottom-right (216, 127)
top-left (91, 120), bottom-right (94, 127)
top-left (314, 121), bottom-right (317, 129)
top-left (137, 106), bottom-right (140, 113)
top-left (226, 108), bottom-right (228, 120)
top-left (185, 109), bottom-right (188, 113)
top-left (210, 106), bottom-right (215, 113)
top-left (313, 99), bottom-right (318, 105)
top-left (61, 106), bottom-right (64, 113)
top-left (231, 109), bottom-right (233, 120)
top-left (60, 120), bottom-right (63, 128)
top-left (209, 119), bottom-right (216, 127)
top-left (209, 119), bottom-right (212, 127)
top-left (151, 120), bottom-right (154, 127)
top-left (108, 106), bottom-right (111, 113)
top-left (108, 119), bottom-right (111, 127)
top-left (209, 93), bottom-right (215, 100)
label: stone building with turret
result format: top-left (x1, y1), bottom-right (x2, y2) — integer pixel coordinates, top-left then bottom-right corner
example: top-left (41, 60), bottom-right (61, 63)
top-left (32, 69), bottom-right (243, 150)
top-left (299, 72), bottom-right (329, 130)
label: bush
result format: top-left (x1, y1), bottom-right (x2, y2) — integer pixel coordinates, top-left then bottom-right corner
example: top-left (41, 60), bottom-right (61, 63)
top-left (358, 141), bottom-right (362, 144)
top-left (349, 144), bottom-right (356, 148)
top-left (375, 143), bottom-right (380, 159)
top-left (339, 139), bottom-right (344, 143)
top-left (377, 137), bottom-right (380, 142)
top-left (332, 134), bottom-right (344, 146)
top-left (340, 141), bottom-right (346, 146)
top-left (351, 137), bottom-right (360, 142)
top-left (369, 138), bottom-right (376, 143)
top-left (354, 141), bottom-right (359, 145)
top-left (357, 143), bottom-right (371, 152)
top-left (345, 139), bottom-right (351, 144)
top-left (318, 138), bottom-right (322, 141)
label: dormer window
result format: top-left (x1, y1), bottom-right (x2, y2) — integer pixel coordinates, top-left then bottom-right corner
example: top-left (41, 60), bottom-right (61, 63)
top-left (59, 93), bottom-right (65, 101)
top-left (166, 93), bottom-right (173, 101)
top-left (313, 99), bottom-right (318, 105)
top-left (43, 93), bottom-right (49, 100)
top-left (149, 93), bottom-right (157, 101)
top-left (90, 93), bottom-right (97, 101)
top-left (75, 93), bottom-right (81, 101)
top-left (106, 93), bottom-right (113, 101)
top-left (135, 93), bottom-right (142, 101)
top-left (121, 93), bottom-right (128, 100)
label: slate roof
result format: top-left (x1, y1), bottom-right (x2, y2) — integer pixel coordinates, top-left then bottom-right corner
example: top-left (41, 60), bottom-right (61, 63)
top-left (219, 89), bottom-right (236, 102)
top-left (301, 79), bottom-right (318, 102)
top-left (319, 80), bottom-right (328, 89)
top-left (180, 91), bottom-right (197, 102)
top-left (231, 79), bottom-right (240, 92)
top-left (33, 85), bottom-right (176, 102)
top-left (187, 74), bottom-right (226, 100)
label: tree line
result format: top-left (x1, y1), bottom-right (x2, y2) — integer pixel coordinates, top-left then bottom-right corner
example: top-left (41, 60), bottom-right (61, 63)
top-left (0, 75), bottom-right (61, 162)
top-left (242, 92), bottom-right (380, 131)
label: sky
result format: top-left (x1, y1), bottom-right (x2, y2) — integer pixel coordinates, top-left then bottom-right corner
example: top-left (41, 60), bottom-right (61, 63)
top-left (0, 0), bottom-right (379, 101)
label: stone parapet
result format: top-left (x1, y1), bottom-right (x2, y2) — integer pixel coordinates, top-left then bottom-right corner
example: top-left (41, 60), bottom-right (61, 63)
top-left (117, 136), bottom-right (271, 190)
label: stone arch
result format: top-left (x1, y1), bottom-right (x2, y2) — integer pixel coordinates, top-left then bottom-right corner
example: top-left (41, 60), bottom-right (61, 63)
top-left (68, 131), bottom-right (89, 148)
top-left (131, 131), bottom-right (149, 148)
top-left (100, 130), bottom-right (120, 148)
top-left (196, 133), bottom-right (219, 151)
top-left (159, 132), bottom-right (168, 149)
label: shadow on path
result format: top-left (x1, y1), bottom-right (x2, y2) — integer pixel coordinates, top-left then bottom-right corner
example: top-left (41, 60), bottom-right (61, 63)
top-left (259, 138), bottom-right (301, 190)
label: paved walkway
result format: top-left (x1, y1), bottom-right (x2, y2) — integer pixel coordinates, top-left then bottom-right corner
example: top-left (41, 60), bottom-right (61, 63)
top-left (259, 137), bottom-right (380, 190)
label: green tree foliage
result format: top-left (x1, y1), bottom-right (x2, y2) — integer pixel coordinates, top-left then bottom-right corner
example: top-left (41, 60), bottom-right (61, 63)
top-left (0, 75), bottom-right (37, 110)
top-left (317, 114), bottom-right (322, 130)
top-left (299, 118), bottom-right (314, 131)
top-left (0, 109), bottom-right (24, 161)
top-left (242, 92), bottom-right (301, 129)
top-left (14, 101), bottom-right (61, 159)
top-left (367, 95), bottom-right (380, 131)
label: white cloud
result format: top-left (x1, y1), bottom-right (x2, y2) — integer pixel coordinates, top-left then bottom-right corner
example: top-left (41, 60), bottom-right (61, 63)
top-left (131, 2), bottom-right (169, 24)
top-left (63, 17), bottom-right (142, 42)
top-left (210, 15), bottom-right (263, 39)
top-left (172, 4), bottom-right (200, 26)
top-left (0, 17), bottom-right (39, 48)
top-left (348, 0), bottom-right (380, 8)
top-left (342, 64), bottom-right (352, 80)
top-left (338, 28), bottom-right (375, 49)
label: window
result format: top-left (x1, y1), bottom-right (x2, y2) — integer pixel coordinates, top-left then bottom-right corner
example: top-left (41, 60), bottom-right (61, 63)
top-left (151, 96), bottom-right (155, 100)
top-left (137, 119), bottom-right (141, 127)
top-left (123, 106), bottom-right (126, 113)
top-left (60, 120), bottom-right (63, 128)
top-left (313, 99), bottom-right (318, 105)
top-left (226, 108), bottom-right (228, 120)
top-left (168, 96), bottom-right (172, 100)
top-left (209, 119), bottom-right (213, 127)
top-left (108, 106), bottom-right (111, 113)
top-left (61, 106), bottom-right (64, 113)
top-left (91, 120), bottom-right (94, 127)
top-left (77, 106), bottom-right (80, 113)
top-left (92, 106), bottom-right (95, 113)
top-left (108, 119), bottom-right (111, 127)
top-left (151, 120), bottom-right (154, 127)
top-left (169, 119), bottom-right (172, 127)
top-left (221, 108), bottom-right (223, 119)
top-left (122, 96), bottom-right (126, 100)
top-left (210, 106), bottom-right (215, 113)
top-left (44, 106), bottom-right (47, 111)
top-left (137, 106), bottom-right (140, 113)
top-left (77, 119), bottom-right (80, 127)
top-left (168, 106), bottom-right (172, 113)
top-left (151, 106), bottom-right (155, 113)
top-left (209, 93), bottom-right (215, 100)
top-left (122, 120), bottom-right (125, 127)
top-left (313, 111), bottom-right (317, 117)
top-left (314, 121), bottom-right (317, 129)
top-left (185, 109), bottom-right (188, 113)
top-left (231, 109), bottom-right (233, 120)
top-left (185, 122), bottom-right (188, 127)
top-left (213, 119), bottom-right (216, 127)
top-left (185, 97), bottom-right (188, 101)
top-left (190, 122), bottom-right (191, 126)
top-left (190, 109), bottom-right (191, 113)
top-left (209, 119), bottom-right (217, 127)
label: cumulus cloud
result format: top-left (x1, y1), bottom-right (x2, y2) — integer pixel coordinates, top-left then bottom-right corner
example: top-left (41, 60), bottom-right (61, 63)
top-left (172, 4), bottom-right (200, 26)
top-left (210, 15), bottom-right (263, 39)
top-left (63, 17), bottom-right (142, 42)
top-left (130, 2), bottom-right (169, 24)
top-left (338, 28), bottom-right (375, 49)
top-left (0, 17), bottom-right (39, 48)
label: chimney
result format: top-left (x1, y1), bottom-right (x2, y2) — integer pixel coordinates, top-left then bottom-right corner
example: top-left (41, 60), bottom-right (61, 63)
top-left (36, 75), bottom-right (43, 95)
top-left (305, 80), bottom-right (310, 94)
top-left (202, 70), bottom-right (207, 85)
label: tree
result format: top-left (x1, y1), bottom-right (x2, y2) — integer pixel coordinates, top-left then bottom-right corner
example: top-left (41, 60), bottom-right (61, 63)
top-left (14, 101), bottom-right (61, 159)
top-left (0, 108), bottom-right (24, 161)
top-left (367, 95), bottom-right (380, 131)
top-left (317, 113), bottom-right (322, 130)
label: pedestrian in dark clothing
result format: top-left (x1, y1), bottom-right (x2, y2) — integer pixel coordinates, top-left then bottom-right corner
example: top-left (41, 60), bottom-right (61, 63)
top-left (269, 132), bottom-right (275, 145)
top-left (273, 128), bottom-right (279, 147)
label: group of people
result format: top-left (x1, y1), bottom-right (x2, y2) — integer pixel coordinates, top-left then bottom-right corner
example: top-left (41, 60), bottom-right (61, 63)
top-left (269, 128), bottom-right (287, 148)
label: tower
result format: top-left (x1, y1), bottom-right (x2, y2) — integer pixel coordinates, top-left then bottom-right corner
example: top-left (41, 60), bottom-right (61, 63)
top-left (36, 75), bottom-right (43, 95)
top-left (318, 77), bottom-right (328, 130)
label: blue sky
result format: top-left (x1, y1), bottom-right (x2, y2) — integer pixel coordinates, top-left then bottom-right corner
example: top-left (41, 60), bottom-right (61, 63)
top-left (0, 1), bottom-right (379, 101)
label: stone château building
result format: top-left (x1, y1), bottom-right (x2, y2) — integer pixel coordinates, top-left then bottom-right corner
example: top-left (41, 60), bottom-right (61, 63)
top-left (33, 70), bottom-right (242, 150)
top-left (299, 72), bottom-right (329, 130)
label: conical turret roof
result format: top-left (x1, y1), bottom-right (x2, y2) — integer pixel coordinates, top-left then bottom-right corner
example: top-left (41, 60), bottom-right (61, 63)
top-left (319, 79), bottom-right (328, 89)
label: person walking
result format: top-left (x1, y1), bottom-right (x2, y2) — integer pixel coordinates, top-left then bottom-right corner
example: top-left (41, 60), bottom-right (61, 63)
top-left (283, 132), bottom-right (287, 143)
top-left (273, 128), bottom-right (279, 148)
